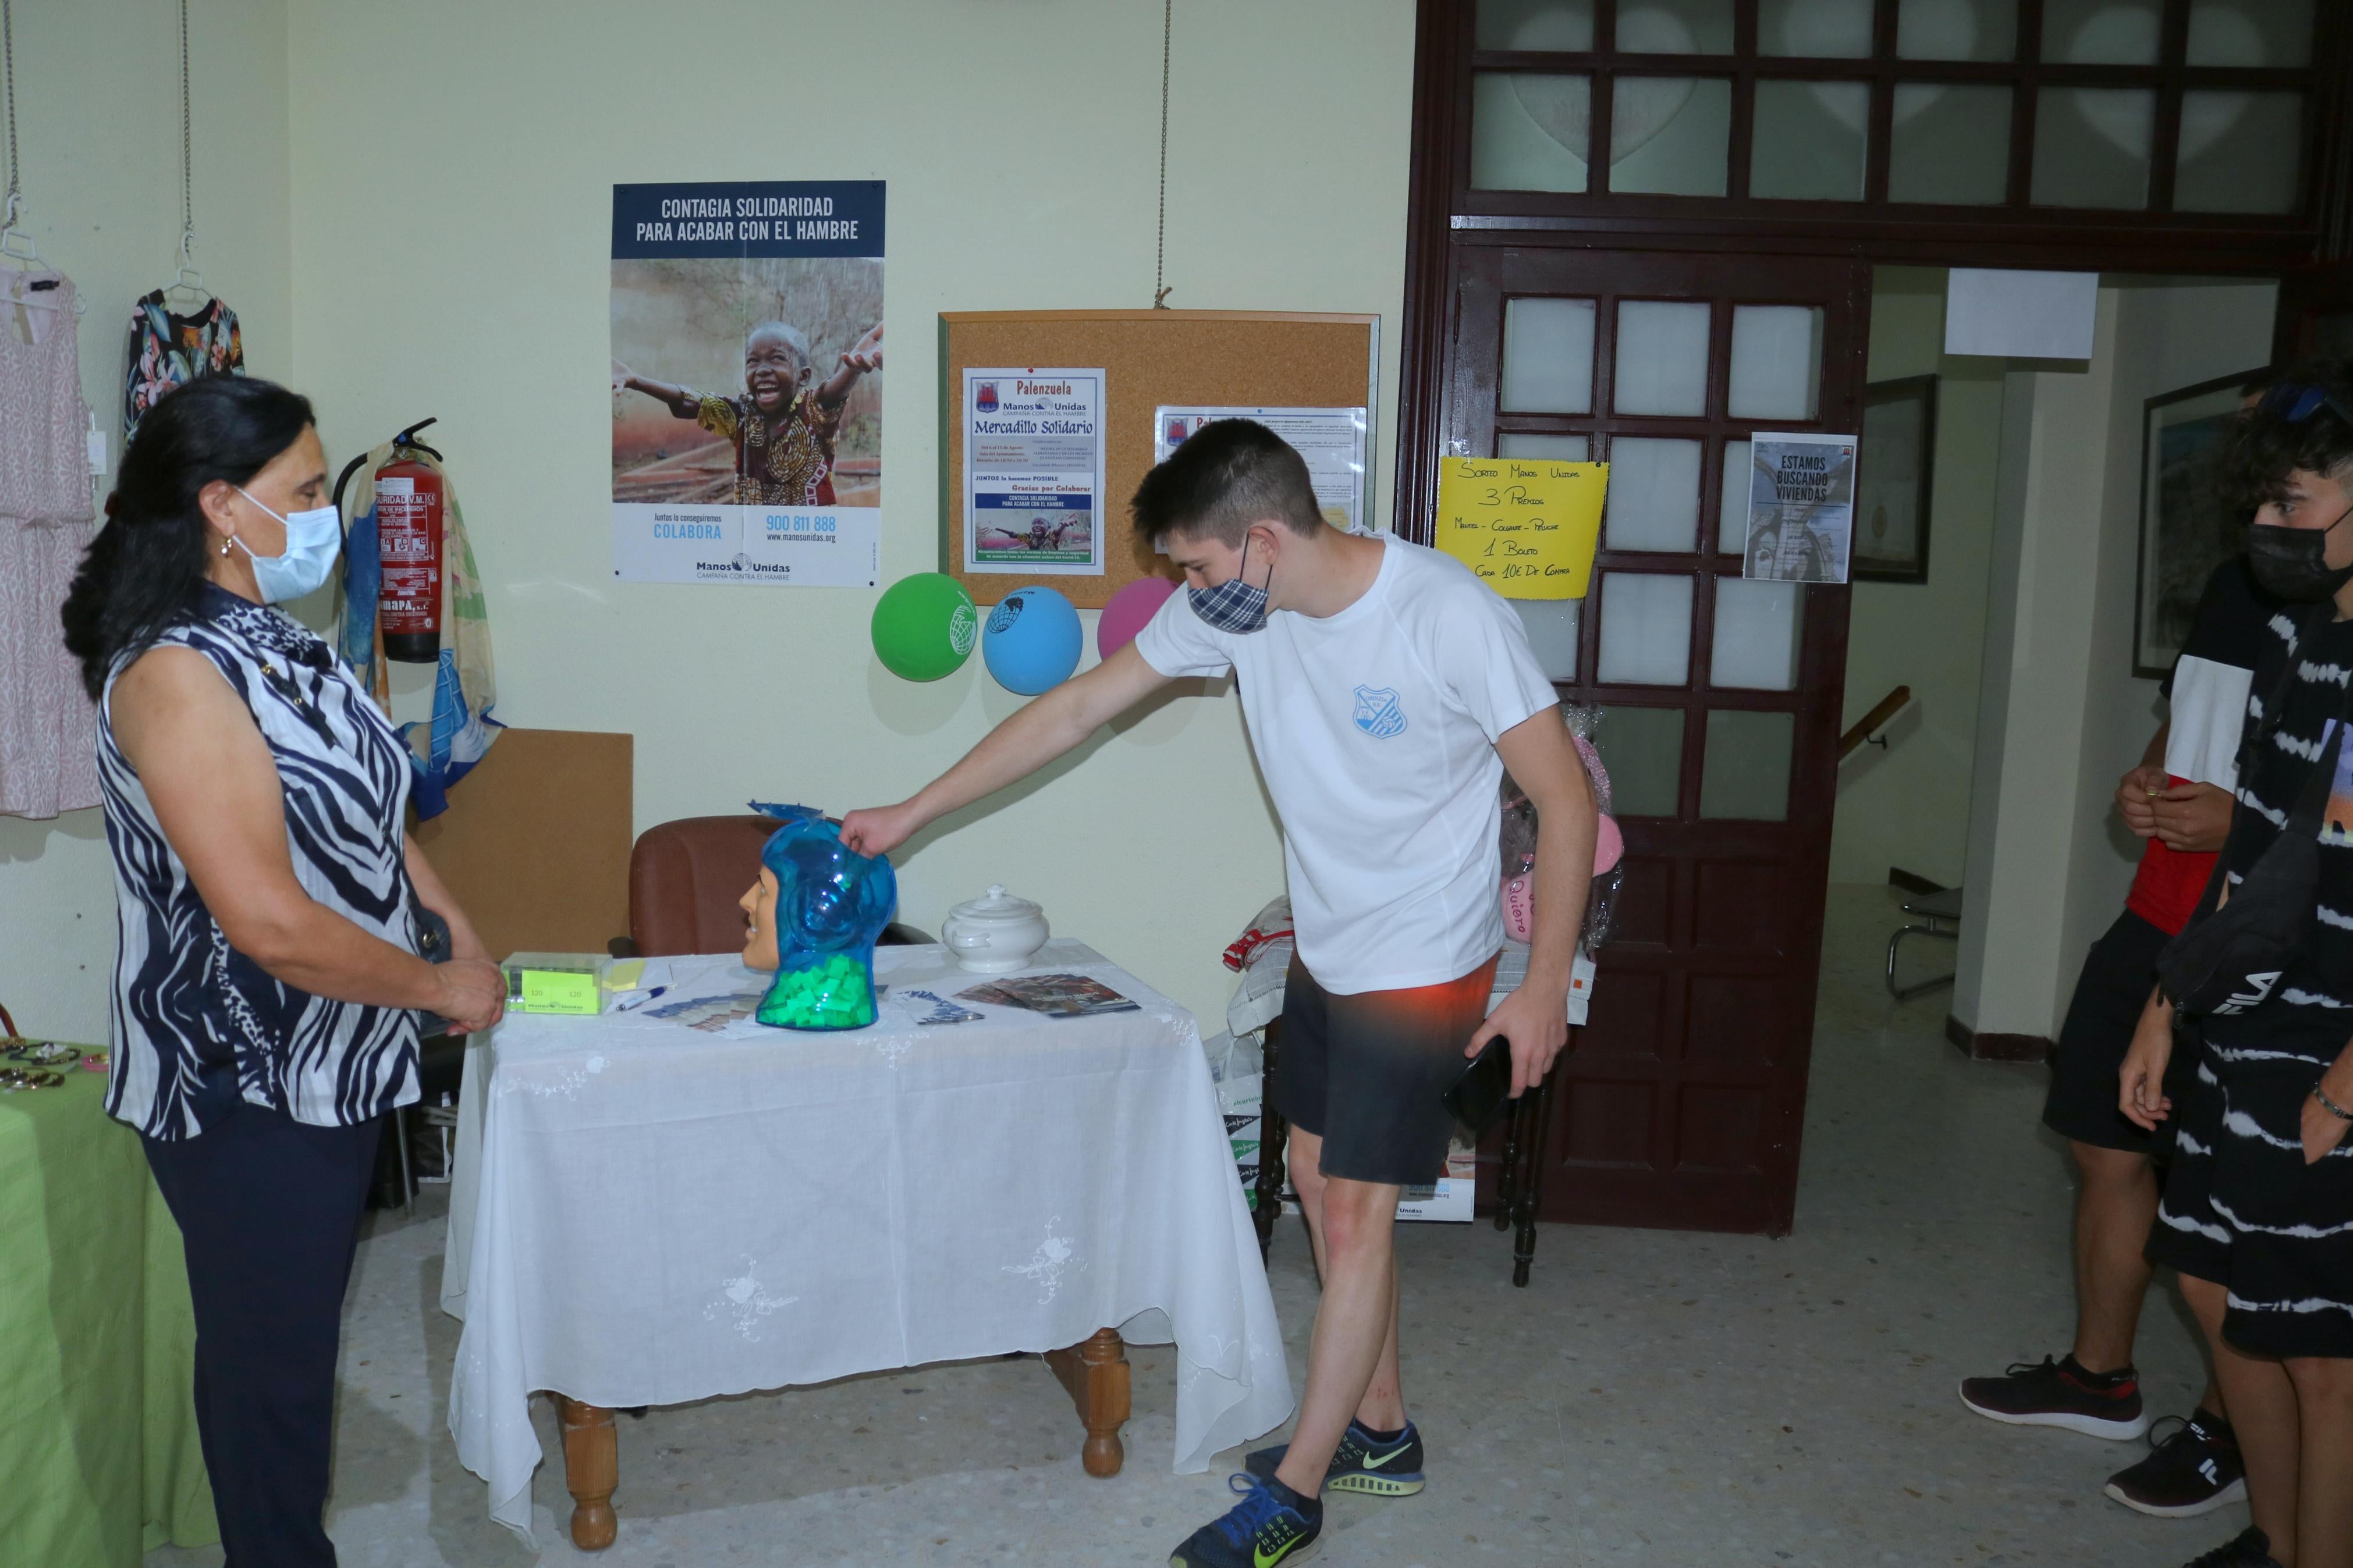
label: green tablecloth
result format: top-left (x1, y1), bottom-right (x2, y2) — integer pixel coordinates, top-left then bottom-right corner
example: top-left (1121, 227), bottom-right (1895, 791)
top-left (0, 1054), bottom-right (217, 1564)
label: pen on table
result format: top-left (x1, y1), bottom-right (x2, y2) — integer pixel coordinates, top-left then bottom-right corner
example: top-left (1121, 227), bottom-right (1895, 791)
top-left (613, 986), bottom-right (669, 1014)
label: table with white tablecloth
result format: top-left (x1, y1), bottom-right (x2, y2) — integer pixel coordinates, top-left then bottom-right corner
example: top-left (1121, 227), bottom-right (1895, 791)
top-left (441, 940), bottom-right (1292, 1547)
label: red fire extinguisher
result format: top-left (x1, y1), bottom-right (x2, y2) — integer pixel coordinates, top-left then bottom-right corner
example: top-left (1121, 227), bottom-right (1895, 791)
top-left (375, 458), bottom-right (443, 663)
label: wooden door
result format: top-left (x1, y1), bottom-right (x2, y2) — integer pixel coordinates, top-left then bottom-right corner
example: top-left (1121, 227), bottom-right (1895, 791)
top-left (2275, 261), bottom-right (2353, 362)
top-left (1449, 244), bottom-right (1870, 1235)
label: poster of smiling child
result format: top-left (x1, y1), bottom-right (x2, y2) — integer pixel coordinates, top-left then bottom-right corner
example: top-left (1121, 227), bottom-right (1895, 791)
top-left (611, 181), bottom-right (883, 588)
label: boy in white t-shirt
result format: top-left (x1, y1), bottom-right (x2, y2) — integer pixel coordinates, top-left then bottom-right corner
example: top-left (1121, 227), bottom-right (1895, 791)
top-left (842, 420), bottom-right (1596, 1568)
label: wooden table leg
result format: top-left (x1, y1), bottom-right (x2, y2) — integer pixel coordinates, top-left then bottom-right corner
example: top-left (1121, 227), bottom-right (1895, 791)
top-left (556, 1396), bottom-right (619, 1550)
top-left (1043, 1328), bottom-right (1131, 1477)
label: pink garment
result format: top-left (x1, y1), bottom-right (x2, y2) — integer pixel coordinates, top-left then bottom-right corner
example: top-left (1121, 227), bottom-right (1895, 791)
top-left (0, 272), bottom-right (100, 818)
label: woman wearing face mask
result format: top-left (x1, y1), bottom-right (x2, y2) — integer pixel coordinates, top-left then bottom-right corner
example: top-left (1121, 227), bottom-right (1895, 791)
top-left (59, 376), bottom-right (505, 1568)
top-left (2120, 361), bottom-right (2353, 1568)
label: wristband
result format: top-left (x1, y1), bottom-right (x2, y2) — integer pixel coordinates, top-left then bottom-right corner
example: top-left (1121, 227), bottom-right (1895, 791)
top-left (2314, 1082), bottom-right (2353, 1123)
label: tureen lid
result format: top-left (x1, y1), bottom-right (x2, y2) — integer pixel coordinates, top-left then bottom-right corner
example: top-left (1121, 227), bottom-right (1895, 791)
top-left (947, 884), bottom-right (1042, 923)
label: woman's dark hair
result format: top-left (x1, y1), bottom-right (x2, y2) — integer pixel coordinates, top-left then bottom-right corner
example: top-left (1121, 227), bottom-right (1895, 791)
top-left (61, 376), bottom-right (315, 698)
top-left (2213, 357), bottom-right (2353, 520)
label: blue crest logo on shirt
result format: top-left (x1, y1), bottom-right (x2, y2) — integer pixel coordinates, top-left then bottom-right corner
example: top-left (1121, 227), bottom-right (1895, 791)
top-left (1352, 685), bottom-right (1406, 739)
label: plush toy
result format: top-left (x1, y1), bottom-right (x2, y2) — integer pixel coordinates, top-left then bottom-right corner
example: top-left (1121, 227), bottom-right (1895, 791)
top-left (737, 802), bottom-right (897, 1030)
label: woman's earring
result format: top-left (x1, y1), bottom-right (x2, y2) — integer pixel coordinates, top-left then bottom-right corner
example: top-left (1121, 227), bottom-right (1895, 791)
top-left (220, 538), bottom-right (233, 556)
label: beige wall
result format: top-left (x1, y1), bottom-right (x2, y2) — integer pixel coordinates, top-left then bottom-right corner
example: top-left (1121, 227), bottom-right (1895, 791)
top-left (1951, 277), bottom-right (2277, 1040)
top-left (1830, 268), bottom-right (2005, 888)
top-left (274, 0), bottom-right (1418, 1028)
top-left (0, 0), bottom-right (292, 1044)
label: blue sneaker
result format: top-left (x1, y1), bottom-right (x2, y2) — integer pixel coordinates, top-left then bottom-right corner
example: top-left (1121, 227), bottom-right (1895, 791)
top-left (1244, 1417), bottom-right (1426, 1497)
top-left (1168, 1473), bottom-right (1322, 1567)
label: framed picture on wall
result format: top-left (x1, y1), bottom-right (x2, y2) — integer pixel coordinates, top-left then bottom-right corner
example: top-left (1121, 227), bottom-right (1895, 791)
top-left (1854, 375), bottom-right (1936, 584)
top-left (2135, 368), bottom-right (2265, 680)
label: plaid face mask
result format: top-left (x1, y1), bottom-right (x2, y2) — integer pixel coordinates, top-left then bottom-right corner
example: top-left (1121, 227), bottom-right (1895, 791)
top-left (1188, 534), bottom-right (1276, 634)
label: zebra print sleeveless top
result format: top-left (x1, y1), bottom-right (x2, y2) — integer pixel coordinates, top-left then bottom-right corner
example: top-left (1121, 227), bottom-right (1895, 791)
top-left (98, 584), bottom-right (420, 1139)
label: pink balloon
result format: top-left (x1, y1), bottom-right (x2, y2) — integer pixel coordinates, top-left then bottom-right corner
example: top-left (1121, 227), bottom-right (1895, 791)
top-left (1098, 576), bottom-right (1178, 660)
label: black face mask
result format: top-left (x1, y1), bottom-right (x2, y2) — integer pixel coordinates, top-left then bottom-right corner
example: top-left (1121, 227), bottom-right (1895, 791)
top-left (2248, 503), bottom-right (2353, 602)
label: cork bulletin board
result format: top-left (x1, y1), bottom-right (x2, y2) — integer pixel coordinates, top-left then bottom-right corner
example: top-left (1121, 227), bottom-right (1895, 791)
top-left (938, 310), bottom-right (1380, 608)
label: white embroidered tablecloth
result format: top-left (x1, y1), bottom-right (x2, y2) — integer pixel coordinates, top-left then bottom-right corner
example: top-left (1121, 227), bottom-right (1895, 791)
top-left (439, 940), bottom-right (1291, 1545)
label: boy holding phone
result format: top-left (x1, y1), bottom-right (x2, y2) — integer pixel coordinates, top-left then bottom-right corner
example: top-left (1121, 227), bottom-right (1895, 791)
top-left (842, 419), bottom-right (1596, 1567)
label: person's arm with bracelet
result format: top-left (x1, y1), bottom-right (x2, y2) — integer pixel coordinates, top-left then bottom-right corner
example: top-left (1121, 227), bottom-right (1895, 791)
top-left (840, 641), bottom-right (1173, 857)
top-left (111, 647), bottom-right (505, 1032)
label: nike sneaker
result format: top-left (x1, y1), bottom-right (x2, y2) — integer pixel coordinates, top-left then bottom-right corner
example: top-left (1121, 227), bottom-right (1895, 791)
top-left (1244, 1417), bottom-right (1426, 1497)
top-left (2106, 1410), bottom-right (2248, 1517)
top-left (1169, 1474), bottom-right (1321, 1568)
top-left (1958, 1353), bottom-right (2150, 1439)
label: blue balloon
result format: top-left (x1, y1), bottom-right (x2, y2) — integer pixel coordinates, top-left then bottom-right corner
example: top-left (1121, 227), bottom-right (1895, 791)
top-left (981, 586), bottom-right (1083, 695)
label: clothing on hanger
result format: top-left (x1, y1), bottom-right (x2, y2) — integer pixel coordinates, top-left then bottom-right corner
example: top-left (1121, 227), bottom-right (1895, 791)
top-left (123, 288), bottom-right (242, 443)
top-left (1, 269), bottom-right (101, 818)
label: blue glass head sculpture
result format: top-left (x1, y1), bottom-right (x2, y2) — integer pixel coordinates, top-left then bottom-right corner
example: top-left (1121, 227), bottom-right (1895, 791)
top-left (744, 802), bottom-right (897, 1030)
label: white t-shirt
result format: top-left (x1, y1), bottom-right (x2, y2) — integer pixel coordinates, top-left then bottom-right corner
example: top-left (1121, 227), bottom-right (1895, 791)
top-left (1134, 535), bottom-right (1558, 995)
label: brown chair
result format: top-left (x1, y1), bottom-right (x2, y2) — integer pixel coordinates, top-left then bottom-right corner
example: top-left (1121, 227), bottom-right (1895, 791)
top-left (622, 815), bottom-right (929, 957)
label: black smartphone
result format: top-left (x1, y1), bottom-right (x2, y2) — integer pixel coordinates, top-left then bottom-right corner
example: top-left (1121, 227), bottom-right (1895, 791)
top-left (1442, 1033), bottom-right (1518, 1135)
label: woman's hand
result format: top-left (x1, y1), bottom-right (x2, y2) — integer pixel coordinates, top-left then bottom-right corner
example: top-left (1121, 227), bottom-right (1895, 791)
top-left (2120, 995), bottom-right (2176, 1130)
top-left (433, 958), bottom-right (507, 1037)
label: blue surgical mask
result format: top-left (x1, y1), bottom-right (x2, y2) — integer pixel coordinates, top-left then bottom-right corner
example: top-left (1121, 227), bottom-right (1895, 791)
top-left (232, 486), bottom-right (343, 603)
top-left (1188, 534), bottom-right (1276, 635)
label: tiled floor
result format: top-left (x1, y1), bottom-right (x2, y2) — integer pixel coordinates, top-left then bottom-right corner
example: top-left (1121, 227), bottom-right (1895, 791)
top-left (145, 886), bottom-right (2237, 1566)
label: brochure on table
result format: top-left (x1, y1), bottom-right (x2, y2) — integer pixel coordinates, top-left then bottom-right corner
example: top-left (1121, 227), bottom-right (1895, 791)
top-left (963, 367), bottom-right (1107, 574)
top-left (1155, 406), bottom-right (1369, 534)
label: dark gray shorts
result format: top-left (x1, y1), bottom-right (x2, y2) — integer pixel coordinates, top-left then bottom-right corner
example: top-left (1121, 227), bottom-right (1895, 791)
top-left (1274, 954), bottom-right (1501, 1187)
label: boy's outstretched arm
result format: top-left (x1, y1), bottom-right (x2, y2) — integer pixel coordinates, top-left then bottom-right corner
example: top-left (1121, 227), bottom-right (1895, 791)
top-left (611, 358), bottom-right (701, 418)
top-left (817, 322), bottom-right (885, 407)
top-left (840, 639), bottom-right (1170, 859)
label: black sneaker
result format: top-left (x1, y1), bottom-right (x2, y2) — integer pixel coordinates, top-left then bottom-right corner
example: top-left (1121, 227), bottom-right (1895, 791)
top-left (2178, 1527), bottom-right (2283, 1567)
top-left (2106, 1410), bottom-right (2248, 1517)
top-left (1169, 1474), bottom-right (1321, 1568)
top-left (1244, 1418), bottom-right (1426, 1497)
top-left (1958, 1353), bottom-right (2150, 1439)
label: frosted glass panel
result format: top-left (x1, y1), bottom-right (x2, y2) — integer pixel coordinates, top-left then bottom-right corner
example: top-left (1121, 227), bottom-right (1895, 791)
top-left (1597, 572), bottom-right (1694, 687)
top-left (2032, 89), bottom-right (2154, 209)
top-left (1728, 307), bottom-right (1822, 421)
top-left (2046, 0), bottom-right (2160, 63)
top-left (2188, 0), bottom-right (2312, 67)
top-left (1718, 440), bottom-right (1752, 553)
top-left (1608, 79), bottom-right (1732, 196)
top-left (1596, 706), bottom-right (1685, 817)
top-left (2175, 93), bottom-right (2306, 216)
top-left (1751, 81), bottom-right (1868, 201)
top-left (1472, 73), bottom-right (1591, 193)
top-left (1710, 578), bottom-right (1804, 691)
top-left (1476, 0), bottom-right (1595, 51)
top-left (1500, 432), bottom-right (1592, 461)
top-left (1890, 85), bottom-right (2012, 204)
top-left (1701, 710), bottom-right (1795, 820)
top-left (1616, 0), bottom-right (1734, 54)
top-left (1899, 0), bottom-right (2017, 59)
top-left (1603, 438), bottom-right (1702, 553)
top-left (1502, 297), bottom-right (1598, 413)
top-left (1514, 598), bottom-right (1581, 681)
top-left (1761, 0), bottom-right (1872, 57)
top-left (1614, 301), bottom-right (1711, 416)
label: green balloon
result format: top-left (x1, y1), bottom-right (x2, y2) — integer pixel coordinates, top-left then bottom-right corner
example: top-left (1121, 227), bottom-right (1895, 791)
top-left (872, 573), bottom-right (979, 682)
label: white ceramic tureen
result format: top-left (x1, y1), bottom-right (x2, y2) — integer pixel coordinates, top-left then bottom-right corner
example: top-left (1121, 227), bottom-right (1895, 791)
top-left (941, 884), bottom-right (1050, 973)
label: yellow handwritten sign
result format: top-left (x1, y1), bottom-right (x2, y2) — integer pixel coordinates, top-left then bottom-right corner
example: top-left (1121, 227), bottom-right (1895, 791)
top-left (1434, 458), bottom-right (1607, 600)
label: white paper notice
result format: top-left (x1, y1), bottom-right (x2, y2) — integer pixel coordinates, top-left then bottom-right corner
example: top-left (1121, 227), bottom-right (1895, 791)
top-left (1744, 432), bottom-right (1857, 585)
top-left (1944, 269), bottom-right (2098, 360)
top-left (1154, 407), bottom-right (1372, 534)
top-left (964, 368), bottom-right (1108, 575)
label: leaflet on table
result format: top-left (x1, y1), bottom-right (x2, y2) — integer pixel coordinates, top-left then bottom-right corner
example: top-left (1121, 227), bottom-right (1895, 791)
top-left (963, 368), bottom-right (1106, 574)
top-left (609, 180), bottom-right (885, 588)
top-left (1743, 432), bottom-right (1857, 585)
top-left (1155, 407), bottom-right (1372, 534)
